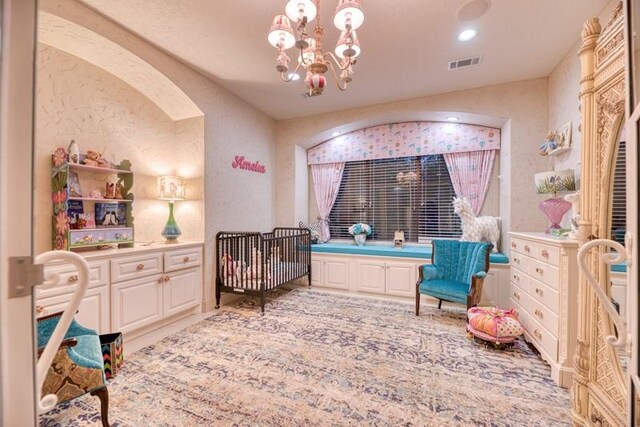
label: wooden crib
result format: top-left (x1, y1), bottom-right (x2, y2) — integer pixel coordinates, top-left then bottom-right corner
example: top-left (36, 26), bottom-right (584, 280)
top-left (215, 227), bottom-right (311, 314)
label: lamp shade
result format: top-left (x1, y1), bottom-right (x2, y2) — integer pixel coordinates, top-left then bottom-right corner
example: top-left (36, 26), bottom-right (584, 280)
top-left (334, 0), bottom-right (364, 31)
top-left (158, 175), bottom-right (186, 201)
top-left (335, 30), bottom-right (361, 59)
top-left (285, 0), bottom-right (317, 23)
top-left (534, 170), bottom-right (576, 194)
top-left (268, 15), bottom-right (296, 49)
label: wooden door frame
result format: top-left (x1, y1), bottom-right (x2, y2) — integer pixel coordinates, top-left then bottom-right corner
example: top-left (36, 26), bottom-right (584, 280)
top-left (0, 0), bottom-right (38, 424)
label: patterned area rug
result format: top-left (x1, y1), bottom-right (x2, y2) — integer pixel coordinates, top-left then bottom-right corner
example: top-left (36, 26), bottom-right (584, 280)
top-left (40, 287), bottom-right (570, 426)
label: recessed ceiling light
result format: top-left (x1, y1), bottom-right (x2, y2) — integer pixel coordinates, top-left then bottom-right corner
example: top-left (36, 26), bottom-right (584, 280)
top-left (447, 116), bottom-right (459, 122)
top-left (332, 131), bottom-right (341, 137)
top-left (289, 73), bottom-right (300, 81)
top-left (458, 29), bottom-right (477, 42)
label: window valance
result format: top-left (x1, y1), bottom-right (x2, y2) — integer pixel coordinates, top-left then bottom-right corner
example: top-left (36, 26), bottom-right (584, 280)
top-left (307, 121), bottom-right (501, 165)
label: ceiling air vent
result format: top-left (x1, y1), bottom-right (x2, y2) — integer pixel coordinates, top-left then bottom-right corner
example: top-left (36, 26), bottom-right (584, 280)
top-left (448, 56), bottom-right (482, 70)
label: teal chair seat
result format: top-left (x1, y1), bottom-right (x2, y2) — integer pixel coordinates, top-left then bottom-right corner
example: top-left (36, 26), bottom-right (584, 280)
top-left (416, 240), bottom-right (492, 315)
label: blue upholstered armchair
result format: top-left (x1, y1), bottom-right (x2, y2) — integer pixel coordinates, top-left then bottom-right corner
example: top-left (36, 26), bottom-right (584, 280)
top-left (416, 240), bottom-right (492, 315)
top-left (37, 312), bottom-right (110, 426)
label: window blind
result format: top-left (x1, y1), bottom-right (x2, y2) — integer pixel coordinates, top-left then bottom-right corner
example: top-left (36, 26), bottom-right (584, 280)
top-left (328, 155), bottom-right (461, 242)
top-left (610, 140), bottom-right (626, 245)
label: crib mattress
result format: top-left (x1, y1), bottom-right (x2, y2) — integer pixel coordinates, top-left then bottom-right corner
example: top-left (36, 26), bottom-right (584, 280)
top-left (221, 262), bottom-right (308, 290)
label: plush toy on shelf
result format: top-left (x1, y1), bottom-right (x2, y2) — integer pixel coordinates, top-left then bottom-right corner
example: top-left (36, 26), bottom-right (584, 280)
top-left (539, 132), bottom-right (558, 156)
top-left (83, 149), bottom-right (110, 168)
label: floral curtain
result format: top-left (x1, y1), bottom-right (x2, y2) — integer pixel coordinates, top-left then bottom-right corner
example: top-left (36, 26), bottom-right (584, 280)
top-left (443, 149), bottom-right (497, 215)
top-left (311, 162), bottom-right (345, 242)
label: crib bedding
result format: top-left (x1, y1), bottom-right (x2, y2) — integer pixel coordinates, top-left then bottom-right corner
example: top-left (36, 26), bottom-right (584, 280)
top-left (222, 261), bottom-right (307, 289)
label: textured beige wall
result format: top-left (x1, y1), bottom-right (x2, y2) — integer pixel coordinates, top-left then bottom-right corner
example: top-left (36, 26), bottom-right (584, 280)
top-left (277, 78), bottom-right (551, 249)
top-left (547, 0), bottom-right (619, 227)
top-left (38, 0), bottom-right (277, 310)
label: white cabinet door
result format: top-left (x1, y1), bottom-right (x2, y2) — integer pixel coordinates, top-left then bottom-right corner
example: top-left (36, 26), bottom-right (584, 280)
top-left (36, 286), bottom-right (110, 334)
top-left (323, 257), bottom-right (350, 290)
top-left (163, 267), bottom-right (201, 317)
top-left (386, 261), bottom-right (417, 297)
top-left (112, 274), bottom-right (163, 334)
top-left (310, 256), bottom-right (324, 287)
top-left (356, 259), bottom-right (386, 294)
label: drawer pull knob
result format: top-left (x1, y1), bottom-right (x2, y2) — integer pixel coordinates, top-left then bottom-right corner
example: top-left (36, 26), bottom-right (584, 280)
top-left (533, 329), bottom-right (542, 339)
top-left (535, 288), bottom-right (543, 295)
top-left (183, 257), bottom-right (190, 263)
top-left (36, 305), bottom-right (45, 313)
top-left (535, 267), bottom-right (543, 275)
top-left (158, 277), bottom-right (164, 284)
top-left (524, 245), bottom-right (531, 253)
top-left (164, 276), bottom-right (171, 282)
top-left (513, 291), bottom-right (520, 300)
top-left (68, 275), bottom-right (78, 283)
top-left (513, 257), bottom-right (519, 264)
top-left (534, 309), bottom-right (544, 319)
top-left (513, 274), bottom-right (520, 281)
top-left (541, 250), bottom-right (549, 258)
top-left (136, 264), bottom-right (144, 271)
top-left (511, 242), bottom-right (517, 249)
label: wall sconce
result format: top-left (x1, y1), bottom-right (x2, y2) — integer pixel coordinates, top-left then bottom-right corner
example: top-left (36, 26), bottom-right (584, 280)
top-left (158, 175), bottom-right (186, 243)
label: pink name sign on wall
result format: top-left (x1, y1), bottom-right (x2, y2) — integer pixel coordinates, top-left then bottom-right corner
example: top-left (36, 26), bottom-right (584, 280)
top-left (232, 155), bottom-right (266, 174)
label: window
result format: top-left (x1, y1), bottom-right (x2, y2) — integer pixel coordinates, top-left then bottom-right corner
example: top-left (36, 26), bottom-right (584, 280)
top-left (611, 140), bottom-right (626, 245)
top-left (328, 155), bottom-right (461, 242)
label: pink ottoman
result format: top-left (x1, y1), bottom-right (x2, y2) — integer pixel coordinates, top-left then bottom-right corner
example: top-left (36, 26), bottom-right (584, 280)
top-left (467, 306), bottom-right (524, 345)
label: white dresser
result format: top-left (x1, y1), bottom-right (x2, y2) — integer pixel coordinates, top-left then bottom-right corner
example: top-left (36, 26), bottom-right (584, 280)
top-left (35, 242), bottom-right (203, 342)
top-left (508, 232), bottom-right (578, 387)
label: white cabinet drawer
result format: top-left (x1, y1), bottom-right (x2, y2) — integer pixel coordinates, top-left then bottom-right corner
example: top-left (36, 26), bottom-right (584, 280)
top-left (164, 247), bottom-right (202, 272)
top-left (163, 267), bottom-right (201, 317)
top-left (529, 277), bottom-right (560, 313)
top-left (510, 253), bottom-right (529, 273)
top-left (513, 299), bottom-right (558, 362)
top-left (111, 273), bottom-right (163, 334)
top-left (111, 252), bottom-right (163, 283)
top-left (37, 260), bottom-right (108, 299)
top-left (528, 259), bottom-right (559, 291)
top-left (510, 281), bottom-right (527, 307)
top-left (36, 286), bottom-right (110, 335)
top-left (510, 237), bottom-right (535, 257)
top-left (510, 267), bottom-right (529, 293)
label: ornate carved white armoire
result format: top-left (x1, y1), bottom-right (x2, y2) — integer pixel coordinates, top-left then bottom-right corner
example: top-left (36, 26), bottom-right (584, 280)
top-left (571, 2), bottom-right (639, 425)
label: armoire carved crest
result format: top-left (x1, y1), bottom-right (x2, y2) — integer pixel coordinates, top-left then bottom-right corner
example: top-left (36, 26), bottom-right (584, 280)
top-left (571, 3), bottom-right (629, 426)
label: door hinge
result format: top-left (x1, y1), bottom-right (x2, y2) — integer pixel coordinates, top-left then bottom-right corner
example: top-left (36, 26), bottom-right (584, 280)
top-left (8, 256), bottom-right (44, 298)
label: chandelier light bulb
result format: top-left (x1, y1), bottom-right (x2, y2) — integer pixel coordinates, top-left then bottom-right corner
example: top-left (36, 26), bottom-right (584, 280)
top-left (285, 0), bottom-right (317, 23)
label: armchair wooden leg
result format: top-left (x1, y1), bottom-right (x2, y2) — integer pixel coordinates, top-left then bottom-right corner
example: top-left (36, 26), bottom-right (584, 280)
top-left (438, 299), bottom-right (442, 309)
top-left (90, 387), bottom-right (110, 427)
top-left (416, 289), bottom-right (420, 316)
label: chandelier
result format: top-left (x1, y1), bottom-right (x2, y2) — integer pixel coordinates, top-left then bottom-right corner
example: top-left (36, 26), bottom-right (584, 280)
top-left (267, 0), bottom-right (364, 97)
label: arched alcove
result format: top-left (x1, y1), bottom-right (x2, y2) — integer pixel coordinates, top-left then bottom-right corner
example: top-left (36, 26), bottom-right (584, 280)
top-left (35, 13), bottom-right (205, 253)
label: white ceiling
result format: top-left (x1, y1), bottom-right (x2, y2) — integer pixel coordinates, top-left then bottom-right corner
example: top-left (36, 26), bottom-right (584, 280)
top-left (78, 0), bottom-right (610, 120)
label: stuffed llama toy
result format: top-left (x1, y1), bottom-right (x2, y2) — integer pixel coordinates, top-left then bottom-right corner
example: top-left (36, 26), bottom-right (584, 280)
top-left (452, 197), bottom-right (500, 252)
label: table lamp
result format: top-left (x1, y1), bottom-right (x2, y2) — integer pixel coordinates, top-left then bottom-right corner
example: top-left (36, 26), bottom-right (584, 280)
top-left (534, 169), bottom-right (576, 233)
top-left (158, 175), bottom-right (186, 243)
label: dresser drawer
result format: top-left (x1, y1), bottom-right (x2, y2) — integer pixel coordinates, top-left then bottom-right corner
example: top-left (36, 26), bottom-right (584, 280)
top-left (526, 298), bottom-right (559, 338)
top-left (529, 277), bottom-right (559, 313)
top-left (510, 252), bottom-right (530, 272)
top-left (510, 237), bottom-right (535, 256)
top-left (528, 259), bottom-right (560, 290)
top-left (37, 259), bottom-right (109, 299)
top-left (527, 316), bottom-right (559, 361)
top-left (510, 267), bottom-right (529, 292)
top-left (532, 245), bottom-right (560, 266)
top-left (164, 247), bottom-right (202, 272)
top-left (111, 252), bottom-right (163, 283)
top-left (510, 281), bottom-right (528, 306)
